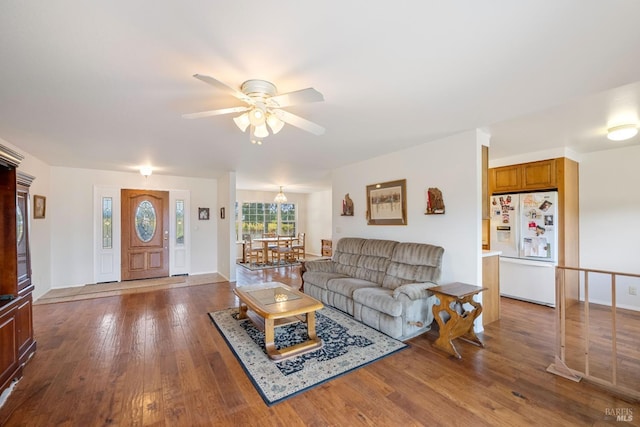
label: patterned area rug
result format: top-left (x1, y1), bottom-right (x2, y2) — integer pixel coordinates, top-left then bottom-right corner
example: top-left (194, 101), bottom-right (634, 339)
top-left (209, 306), bottom-right (407, 405)
top-left (236, 260), bottom-right (301, 271)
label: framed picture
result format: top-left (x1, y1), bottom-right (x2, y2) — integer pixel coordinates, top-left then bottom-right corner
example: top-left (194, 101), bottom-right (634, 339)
top-left (34, 195), bottom-right (46, 219)
top-left (366, 179), bottom-right (407, 225)
top-left (198, 207), bottom-right (210, 220)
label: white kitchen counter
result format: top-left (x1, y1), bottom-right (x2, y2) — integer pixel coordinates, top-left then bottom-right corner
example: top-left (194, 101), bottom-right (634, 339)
top-left (482, 250), bottom-right (501, 258)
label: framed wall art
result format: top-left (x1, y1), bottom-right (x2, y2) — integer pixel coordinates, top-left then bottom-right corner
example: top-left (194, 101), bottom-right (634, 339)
top-left (425, 187), bottom-right (445, 214)
top-left (198, 207), bottom-right (210, 220)
top-left (366, 179), bottom-right (407, 225)
top-left (34, 195), bottom-right (46, 219)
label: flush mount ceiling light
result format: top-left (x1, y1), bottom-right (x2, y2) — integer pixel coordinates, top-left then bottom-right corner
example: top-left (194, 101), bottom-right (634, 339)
top-left (274, 186), bottom-right (287, 203)
top-left (183, 75), bottom-right (325, 144)
top-left (607, 124), bottom-right (638, 141)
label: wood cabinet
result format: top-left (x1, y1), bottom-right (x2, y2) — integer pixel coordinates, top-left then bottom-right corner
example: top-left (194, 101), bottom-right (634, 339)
top-left (491, 164), bottom-right (522, 193)
top-left (490, 159), bottom-right (558, 193)
top-left (481, 146), bottom-right (490, 249)
top-left (481, 145), bottom-right (489, 219)
top-left (0, 303), bottom-right (19, 395)
top-left (321, 239), bottom-right (332, 257)
top-left (482, 253), bottom-right (500, 325)
top-left (15, 292), bottom-right (34, 363)
top-left (521, 159), bottom-right (557, 190)
top-left (0, 144), bottom-right (36, 397)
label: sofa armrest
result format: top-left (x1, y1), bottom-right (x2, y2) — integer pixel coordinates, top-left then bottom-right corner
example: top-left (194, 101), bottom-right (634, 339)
top-left (303, 258), bottom-right (336, 273)
top-left (392, 282), bottom-right (438, 300)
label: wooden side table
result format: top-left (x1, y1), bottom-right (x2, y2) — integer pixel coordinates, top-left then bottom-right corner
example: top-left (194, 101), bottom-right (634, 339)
top-left (321, 239), bottom-right (332, 257)
top-left (430, 282), bottom-right (487, 359)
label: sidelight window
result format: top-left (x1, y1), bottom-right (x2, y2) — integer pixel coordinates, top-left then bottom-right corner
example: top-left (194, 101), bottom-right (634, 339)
top-left (102, 197), bottom-right (112, 249)
top-left (176, 199), bottom-right (184, 245)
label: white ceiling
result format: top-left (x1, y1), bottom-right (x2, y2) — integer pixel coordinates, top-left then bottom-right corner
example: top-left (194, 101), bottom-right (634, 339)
top-left (2, 1), bottom-right (640, 192)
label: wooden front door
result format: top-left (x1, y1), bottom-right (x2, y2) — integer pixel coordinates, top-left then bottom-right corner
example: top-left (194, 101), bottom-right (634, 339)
top-left (121, 189), bottom-right (169, 281)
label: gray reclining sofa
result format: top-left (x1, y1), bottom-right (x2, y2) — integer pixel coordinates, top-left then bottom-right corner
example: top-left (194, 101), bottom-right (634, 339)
top-left (302, 237), bottom-right (444, 340)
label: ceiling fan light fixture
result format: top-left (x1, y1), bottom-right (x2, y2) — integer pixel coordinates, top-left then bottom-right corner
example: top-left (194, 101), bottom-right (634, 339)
top-left (186, 75), bottom-right (325, 145)
top-left (249, 104), bottom-right (267, 126)
top-left (267, 113), bottom-right (285, 134)
top-left (607, 124), bottom-right (638, 141)
top-left (254, 123), bottom-right (269, 138)
top-left (274, 186), bottom-right (287, 203)
top-left (233, 112), bottom-right (250, 132)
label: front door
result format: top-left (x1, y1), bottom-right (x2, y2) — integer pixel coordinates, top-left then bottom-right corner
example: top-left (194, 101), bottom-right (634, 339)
top-left (121, 189), bottom-right (169, 281)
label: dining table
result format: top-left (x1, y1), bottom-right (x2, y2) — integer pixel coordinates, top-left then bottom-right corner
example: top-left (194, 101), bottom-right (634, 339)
top-left (252, 236), bottom-right (296, 264)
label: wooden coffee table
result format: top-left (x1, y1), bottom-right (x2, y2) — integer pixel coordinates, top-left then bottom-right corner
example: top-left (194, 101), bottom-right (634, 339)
top-left (233, 282), bottom-right (324, 360)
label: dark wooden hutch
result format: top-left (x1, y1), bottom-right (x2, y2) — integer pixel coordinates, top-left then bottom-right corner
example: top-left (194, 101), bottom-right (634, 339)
top-left (0, 144), bottom-right (36, 397)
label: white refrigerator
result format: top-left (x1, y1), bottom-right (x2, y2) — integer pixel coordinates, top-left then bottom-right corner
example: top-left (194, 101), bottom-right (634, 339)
top-left (489, 191), bottom-right (558, 306)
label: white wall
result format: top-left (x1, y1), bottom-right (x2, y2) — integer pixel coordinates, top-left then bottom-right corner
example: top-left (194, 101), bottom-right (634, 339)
top-left (332, 130), bottom-right (484, 286)
top-left (217, 172), bottom-right (236, 282)
top-left (305, 190), bottom-right (332, 256)
top-left (50, 167), bottom-right (218, 289)
top-left (579, 145), bottom-right (640, 310)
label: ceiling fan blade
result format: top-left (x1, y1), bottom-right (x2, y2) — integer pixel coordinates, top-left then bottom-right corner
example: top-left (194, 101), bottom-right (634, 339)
top-left (267, 88), bottom-right (324, 108)
top-left (272, 109), bottom-right (325, 135)
top-left (192, 74), bottom-right (252, 104)
top-left (182, 106), bottom-right (250, 119)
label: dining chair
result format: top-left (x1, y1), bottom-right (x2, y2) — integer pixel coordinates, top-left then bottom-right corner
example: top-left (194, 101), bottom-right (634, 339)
top-left (269, 235), bottom-right (293, 265)
top-left (246, 238), bottom-right (264, 265)
top-left (292, 232), bottom-right (306, 260)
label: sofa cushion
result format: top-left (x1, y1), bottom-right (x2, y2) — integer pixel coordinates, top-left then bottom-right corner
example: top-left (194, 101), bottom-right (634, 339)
top-left (392, 281), bottom-right (438, 300)
top-left (382, 242), bottom-right (444, 289)
top-left (354, 239), bottom-right (398, 285)
top-left (352, 287), bottom-right (403, 317)
top-left (333, 237), bottom-right (366, 276)
top-left (302, 271), bottom-right (349, 289)
top-left (326, 277), bottom-right (378, 298)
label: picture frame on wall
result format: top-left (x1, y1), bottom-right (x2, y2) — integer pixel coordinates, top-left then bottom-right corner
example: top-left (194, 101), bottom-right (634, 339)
top-left (366, 179), bottom-right (407, 225)
top-left (198, 207), bottom-right (210, 220)
top-left (34, 195), bottom-right (46, 219)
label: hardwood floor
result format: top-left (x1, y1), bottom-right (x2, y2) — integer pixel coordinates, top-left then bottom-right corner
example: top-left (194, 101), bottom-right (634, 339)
top-left (1, 266), bottom-right (638, 426)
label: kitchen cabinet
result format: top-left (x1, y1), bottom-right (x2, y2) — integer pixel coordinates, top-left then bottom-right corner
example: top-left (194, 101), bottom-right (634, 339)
top-left (490, 159), bottom-right (558, 193)
top-left (490, 164), bottom-right (522, 193)
top-left (521, 159), bottom-right (557, 190)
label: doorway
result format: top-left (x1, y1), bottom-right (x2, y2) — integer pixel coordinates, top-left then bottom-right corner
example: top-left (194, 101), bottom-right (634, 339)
top-left (121, 189), bottom-right (169, 281)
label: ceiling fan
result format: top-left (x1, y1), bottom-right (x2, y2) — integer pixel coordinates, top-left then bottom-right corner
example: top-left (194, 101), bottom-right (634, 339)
top-left (183, 74), bottom-right (325, 145)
